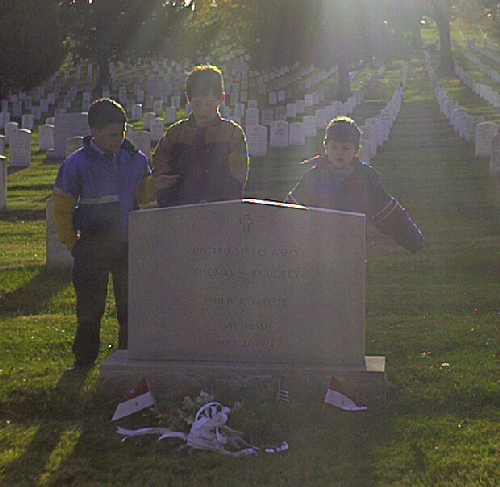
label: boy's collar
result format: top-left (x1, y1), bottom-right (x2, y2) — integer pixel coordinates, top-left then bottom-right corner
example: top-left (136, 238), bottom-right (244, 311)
top-left (89, 138), bottom-right (118, 159)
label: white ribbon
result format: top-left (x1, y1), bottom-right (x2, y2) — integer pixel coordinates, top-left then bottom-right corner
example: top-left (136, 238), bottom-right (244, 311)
top-left (117, 402), bottom-right (287, 457)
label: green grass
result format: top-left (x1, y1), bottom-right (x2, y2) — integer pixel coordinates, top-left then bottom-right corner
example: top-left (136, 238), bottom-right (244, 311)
top-left (1, 51), bottom-right (500, 485)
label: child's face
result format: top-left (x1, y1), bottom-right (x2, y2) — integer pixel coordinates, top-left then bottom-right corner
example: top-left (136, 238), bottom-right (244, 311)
top-left (325, 139), bottom-right (359, 170)
top-left (189, 93), bottom-right (225, 127)
top-left (92, 123), bottom-right (125, 155)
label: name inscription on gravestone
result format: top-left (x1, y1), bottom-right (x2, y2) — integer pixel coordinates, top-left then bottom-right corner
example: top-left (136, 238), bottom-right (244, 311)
top-left (191, 243), bottom-right (299, 351)
top-left (128, 200), bottom-right (366, 366)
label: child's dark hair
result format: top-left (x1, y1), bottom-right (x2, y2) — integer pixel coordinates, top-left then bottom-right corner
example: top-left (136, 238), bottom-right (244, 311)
top-left (87, 98), bottom-right (127, 129)
top-left (185, 65), bottom-right (224, 100)
top-left (324, 116), bottom-right (361, 149)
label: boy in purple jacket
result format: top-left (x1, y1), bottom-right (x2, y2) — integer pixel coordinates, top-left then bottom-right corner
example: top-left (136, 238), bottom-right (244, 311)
top-left (53, 98), bottom-right (165, 369)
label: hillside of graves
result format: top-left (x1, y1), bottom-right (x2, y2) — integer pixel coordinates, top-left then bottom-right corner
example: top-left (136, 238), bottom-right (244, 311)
top-left (1, 36), bottom-right (500, 485)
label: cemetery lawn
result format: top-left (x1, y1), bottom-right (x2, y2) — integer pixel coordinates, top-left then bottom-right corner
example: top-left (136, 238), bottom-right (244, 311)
top-left (1, 56), bottom-right (500, 486)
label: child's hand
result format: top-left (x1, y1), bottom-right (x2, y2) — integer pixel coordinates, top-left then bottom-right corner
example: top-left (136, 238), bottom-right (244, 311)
top-left (154, 174), bottom-right (180, 190)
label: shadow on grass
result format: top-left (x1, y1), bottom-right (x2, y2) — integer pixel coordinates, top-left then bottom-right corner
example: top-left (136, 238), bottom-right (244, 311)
top-left (1, 266), bottom-right (72, 316)
top-left (0, 208), bottom-right (47, 221)
top-left (1, 381), bottom-right (392, 486)
top-left (0, 367), bottom-right (96, 486)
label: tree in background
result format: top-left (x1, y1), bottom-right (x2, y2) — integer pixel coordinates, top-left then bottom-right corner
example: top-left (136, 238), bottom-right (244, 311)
top-left (0, 0), bottom-right (65, 98)
top-left (428, 0), bottom-right (454, 71)
top-left (59, 0), bottom-right (185, 91)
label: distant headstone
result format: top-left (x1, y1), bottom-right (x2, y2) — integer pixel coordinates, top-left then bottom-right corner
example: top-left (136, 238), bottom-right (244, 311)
top-left (475, 122), bottom-right (499, 157)
top-left (131, 104), bottom-right (143, 121)
top-left (303, 116), bottom-right (317, 138)
top-left (0, 155), bottom-right (6, 210)
top-left (465, 115), bottom-right (484, 142)
top-left (269, 120), bottom-right (289, 149)
top-left (143, 112), bottom-right (156, 131)
top-left (0, 111), bottom-right (11, 130)
top-left (452, 108), bottom-right (467, 135)
top-left (5, 121), bottom-right (19, 146)
top-left (171, 96), bottom-right (181, 110)
top-left (9, 129), bottom-right (31, 167)
top-left (38, 124), bottom-right (55, 151)
top-left (165, 107), bottom-right (177, 125)
top-left (127, 129), bottom-right (151, 160)
top-left (65, 136), bottom-right (84, 158)
top-left (315, 109), bottom-right (327, 130)
top-left (289, 122), bottom-right (306, 146)
top-left (490, 133), bottom-right (500, 175)
top-left (295, 100), bottom-right (306, 114)
top-left (150, 118), bottom-right (165, 142)
top-left (275, 106), bottom-right (287, 121)
top-left (21, 114), bottom-right (34, 130)
top-left (234, 103), bottom-right (245, 119)
top-left (342, 100), bottom-right (353, 114)
top-left (246, 124), bottom-right (268, 157)
top-left (50, 112), bottom-right (90, 159)
top-left (286, 103), bottom-right (297, 119)
top-left (261, 108), bottom-right (274, 127)
top-left (153, 100), bottom-right (163, 117)
top-left (245, 108), bottom-right (259, 127)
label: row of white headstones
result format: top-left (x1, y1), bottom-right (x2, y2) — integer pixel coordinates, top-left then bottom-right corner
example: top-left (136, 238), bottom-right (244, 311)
top-left (0, 57), bottom-right (339, 164)
top-left (0, 58), bottom-right (373, 167)
top-left (425, 47), bottom-right (500, 173)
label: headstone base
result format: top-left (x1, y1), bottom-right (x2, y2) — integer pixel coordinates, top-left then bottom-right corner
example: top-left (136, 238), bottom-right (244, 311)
top-left (100, 351), bottom-right (388, 402)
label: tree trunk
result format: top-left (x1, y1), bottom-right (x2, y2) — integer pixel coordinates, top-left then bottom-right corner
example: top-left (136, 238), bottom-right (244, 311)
top-left (336, 55), bottom-right (352, 102)
top-left (431, 0), bottom-right (454, 72)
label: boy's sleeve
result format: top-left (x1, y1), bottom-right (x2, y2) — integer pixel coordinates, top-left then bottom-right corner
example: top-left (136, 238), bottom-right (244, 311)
top-left (371, 198), bottom-right (424, 253)
top-left (52, 192), bottom-right (78, 250)
top-left (228, 126), bottom-right (250, 185)
top-left (134, 175), bottom-right (158, 205)
top-left (366, 171), bottom-right (424, 253)
top-left (52, 158), bottom-right (80, 250)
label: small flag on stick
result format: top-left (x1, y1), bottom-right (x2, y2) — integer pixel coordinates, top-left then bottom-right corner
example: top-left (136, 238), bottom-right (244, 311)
top-left (111, 378), bottom-right (156, 421)
top-left (324, 375), bottom-right (367, 412)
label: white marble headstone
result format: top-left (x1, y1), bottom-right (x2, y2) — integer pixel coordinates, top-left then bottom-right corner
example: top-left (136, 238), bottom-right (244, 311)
top-left (475, 122), bottom-right (499, 157)
top-left (288, 122), bottom-right (306, 146)
top-left (246, 125), bottom-right (268, 157)
top-left (127, 200), bottom-right (367, 366)
top-left (50, 112), bottom-right (90, 159)
top-left (38, 124), bottom-right (55, 151)
top-left (0, 155), bottom-right (5, 210)
top-left (9, 129), bottom-right (31, 167)
top-left (269, 120), bottom-right (289, 149)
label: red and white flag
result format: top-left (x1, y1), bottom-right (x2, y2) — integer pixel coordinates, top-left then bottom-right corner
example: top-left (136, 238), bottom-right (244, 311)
top-left (111, 379), bottom-right (156, 421)
top-left (324, 375), bottom-right (367, 412)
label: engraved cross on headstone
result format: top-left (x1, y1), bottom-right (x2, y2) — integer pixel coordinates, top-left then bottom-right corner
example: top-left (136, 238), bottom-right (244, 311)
top-left (239, 214), bottom-right (254, 233)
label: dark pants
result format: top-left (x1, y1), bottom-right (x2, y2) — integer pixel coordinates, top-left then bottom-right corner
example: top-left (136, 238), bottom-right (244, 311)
top-left (71, 238), bottom-right (128, 365)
